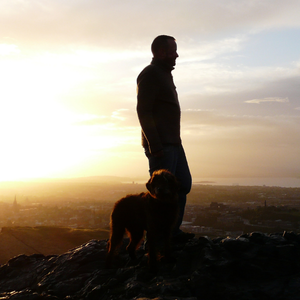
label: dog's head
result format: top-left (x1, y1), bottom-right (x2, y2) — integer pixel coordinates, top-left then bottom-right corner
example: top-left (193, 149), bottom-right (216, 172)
top-left (146, 169), bottom-right (179, 200)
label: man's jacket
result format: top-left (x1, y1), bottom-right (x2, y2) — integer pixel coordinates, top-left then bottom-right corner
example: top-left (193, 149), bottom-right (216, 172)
top-left (136, 58), bottom-right (182, 154)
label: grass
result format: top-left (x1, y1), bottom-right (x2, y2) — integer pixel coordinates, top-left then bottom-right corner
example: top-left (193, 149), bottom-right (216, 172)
top-left (0, 226), bottom-right (110, 265)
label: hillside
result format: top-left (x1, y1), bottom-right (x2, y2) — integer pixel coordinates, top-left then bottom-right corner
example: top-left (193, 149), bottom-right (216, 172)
top-left (0, 231), bottom-right (300, 299)
top-left (0, 226), bottom-right (110, 265)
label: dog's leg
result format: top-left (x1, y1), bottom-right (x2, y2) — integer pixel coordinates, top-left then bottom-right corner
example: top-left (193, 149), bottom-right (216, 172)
top-left (127, 229), bottom-right (144, 259)
top-left (146, 230), bottom-right (158, 272)
top-left (164, 219), bottom-right (174, 256)
top-left (162, 226), bottom-right (177, 264)
top-left (105, 225), bottom-right (125, 268)
top-left (163, 229), bottom-right (173, 260)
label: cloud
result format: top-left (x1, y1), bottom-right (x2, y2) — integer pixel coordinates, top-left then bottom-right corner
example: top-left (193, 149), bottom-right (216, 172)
top-left (181, 109), bottom-right (300, 151)
top-left (74, 109), bottom-right (139, 128)
top-left (245, 97), bottom-right (289, 104)
top-left (179, 71), bottom-right (300, 118)
top-left (1, 0), bottom-right (299, 180)
top-left (181, 109), bottom-right (299, 132)
top-left (1, 0), bottom-right (300, 51)
top-left (0, 44), bottom-right (20, 55)
top-left (181, 109), bottom-right (300, 178)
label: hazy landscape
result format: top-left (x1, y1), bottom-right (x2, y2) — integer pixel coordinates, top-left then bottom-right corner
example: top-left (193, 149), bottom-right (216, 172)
top-left (1, 176), bottom-right (300, 265)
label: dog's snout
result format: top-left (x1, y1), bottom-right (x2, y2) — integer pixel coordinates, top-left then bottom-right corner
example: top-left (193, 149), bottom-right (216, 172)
top-left (157, 186), bottom-right (163, 192)
top-left (155, 185), bottom-right (170, 195)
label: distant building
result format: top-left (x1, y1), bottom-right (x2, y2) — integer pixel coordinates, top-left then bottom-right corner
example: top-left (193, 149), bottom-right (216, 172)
top-left (12, 196), bottom-right (19, 213)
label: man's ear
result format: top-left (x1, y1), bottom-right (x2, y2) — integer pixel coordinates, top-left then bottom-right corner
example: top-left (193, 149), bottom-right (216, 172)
top-left (156, 47), bottom-right (166, 59)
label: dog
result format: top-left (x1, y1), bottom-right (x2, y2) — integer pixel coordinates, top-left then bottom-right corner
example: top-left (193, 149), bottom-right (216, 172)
top-left (105, 169), bottom-right (179, 270)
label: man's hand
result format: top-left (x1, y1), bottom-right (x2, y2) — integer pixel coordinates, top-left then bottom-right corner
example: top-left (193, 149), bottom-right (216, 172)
top-left (152, 150), bottom-right (164, 158)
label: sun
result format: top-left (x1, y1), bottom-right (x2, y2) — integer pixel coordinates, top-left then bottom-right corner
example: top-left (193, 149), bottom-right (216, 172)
top-left (0, 97), bottom-right (126, 181)
top-left (0, 45), bottom-right (141, 181)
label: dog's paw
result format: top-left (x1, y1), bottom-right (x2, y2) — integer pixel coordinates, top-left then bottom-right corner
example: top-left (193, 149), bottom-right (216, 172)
top-left (160, 255), bottom-right (177, 264)
top-left (149, 264), bottom-right (159, 274)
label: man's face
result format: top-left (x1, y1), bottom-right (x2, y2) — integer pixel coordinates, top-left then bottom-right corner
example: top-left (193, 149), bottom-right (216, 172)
top-left (164, 40), bottom-right (179, 67)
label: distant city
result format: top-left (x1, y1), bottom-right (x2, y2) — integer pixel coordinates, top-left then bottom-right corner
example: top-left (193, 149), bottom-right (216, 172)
top-left (1, 179), bottom-right (300, 238)
top-left (193, 177), bottom-right (300, 188)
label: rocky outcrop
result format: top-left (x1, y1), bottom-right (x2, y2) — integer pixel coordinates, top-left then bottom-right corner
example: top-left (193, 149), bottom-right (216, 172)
top-left (1, 231), bottom-right (300, 299)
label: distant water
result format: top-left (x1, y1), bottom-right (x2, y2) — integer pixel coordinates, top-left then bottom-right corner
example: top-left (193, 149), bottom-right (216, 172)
top-left (130, 177), bottom-right (300, 188)
top-left (193, 177), bottom-right (300, 188)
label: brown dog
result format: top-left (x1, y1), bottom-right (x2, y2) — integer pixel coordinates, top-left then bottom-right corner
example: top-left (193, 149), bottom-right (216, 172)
top-left (106, 169), bottom-right (179, 270)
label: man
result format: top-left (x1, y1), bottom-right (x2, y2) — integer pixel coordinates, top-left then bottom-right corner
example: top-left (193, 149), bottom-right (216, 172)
top-left (136, 35), bottom-right (194, 242)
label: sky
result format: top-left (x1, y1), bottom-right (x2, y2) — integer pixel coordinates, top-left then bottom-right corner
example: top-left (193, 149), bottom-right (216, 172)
top-left (0, 0), bottom-right (300, 186)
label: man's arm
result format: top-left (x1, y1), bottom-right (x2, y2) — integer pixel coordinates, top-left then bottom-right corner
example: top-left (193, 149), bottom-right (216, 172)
top-left (136, 68), bottom-right (163, 154)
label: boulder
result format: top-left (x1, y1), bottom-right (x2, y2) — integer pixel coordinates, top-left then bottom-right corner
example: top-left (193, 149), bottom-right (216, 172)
top-left (0, 232), bottom-right (300, 299)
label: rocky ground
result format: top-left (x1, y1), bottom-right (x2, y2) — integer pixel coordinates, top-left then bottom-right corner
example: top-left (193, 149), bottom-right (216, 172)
top-left (1, 231), bottom-right (300, 299)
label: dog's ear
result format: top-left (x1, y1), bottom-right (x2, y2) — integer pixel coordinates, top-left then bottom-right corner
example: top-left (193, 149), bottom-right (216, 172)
top-left (146, 179), bottom-right (152, 192)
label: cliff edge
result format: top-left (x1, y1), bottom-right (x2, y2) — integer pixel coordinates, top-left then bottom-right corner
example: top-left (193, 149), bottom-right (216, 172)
top-left (1, 231), bottom-right (300, 299)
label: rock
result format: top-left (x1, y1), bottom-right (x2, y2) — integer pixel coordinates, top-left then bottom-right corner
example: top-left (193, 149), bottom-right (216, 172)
top-left (247, 231), bottom-right (269, 244)
top-left (0, 232), bottom-right (300, 299)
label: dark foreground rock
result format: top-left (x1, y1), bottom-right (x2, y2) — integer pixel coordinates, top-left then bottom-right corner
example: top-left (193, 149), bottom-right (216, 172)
top-left (1, 231), bottom-right (300, 299)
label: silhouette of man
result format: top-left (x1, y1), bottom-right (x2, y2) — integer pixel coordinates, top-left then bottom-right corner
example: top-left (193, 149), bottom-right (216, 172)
top-left (136, 35), bottom-right (194, 241)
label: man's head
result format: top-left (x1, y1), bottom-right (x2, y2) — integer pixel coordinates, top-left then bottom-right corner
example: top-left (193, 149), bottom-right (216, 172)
top-left (151, 35), bottom-right (178, 67)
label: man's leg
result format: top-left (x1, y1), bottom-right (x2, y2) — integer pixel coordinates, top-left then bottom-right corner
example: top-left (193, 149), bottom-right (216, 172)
top-left (145, 145), bottom-right (192, 234)
top-left (172, 145), bottom-right (192, 234)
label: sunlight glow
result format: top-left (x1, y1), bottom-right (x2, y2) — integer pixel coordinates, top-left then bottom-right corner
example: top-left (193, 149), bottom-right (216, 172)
top-left (0, 101), bottom-right (124, 180)
top-left (1, 1), bottom-right (300, 184)
top-left (0, 49), bottom-right (132, 181)
top-left (0, 44), bottom-right (20, 55)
